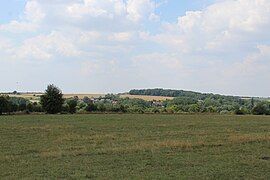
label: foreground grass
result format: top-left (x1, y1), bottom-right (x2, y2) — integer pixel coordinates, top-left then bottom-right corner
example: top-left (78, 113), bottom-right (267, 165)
top-left (0, 114), bottom-right (269, 179)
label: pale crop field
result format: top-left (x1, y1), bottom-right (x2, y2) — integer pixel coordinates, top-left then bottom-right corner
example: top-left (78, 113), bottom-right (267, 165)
top-left (119, 94), bottom-right (174, 101)
top-left (6, 93), bottom-right (174, 101)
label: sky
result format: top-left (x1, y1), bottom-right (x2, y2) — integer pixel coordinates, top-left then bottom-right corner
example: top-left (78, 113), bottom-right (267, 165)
top-left (0, 0), bottom-right (270, 97)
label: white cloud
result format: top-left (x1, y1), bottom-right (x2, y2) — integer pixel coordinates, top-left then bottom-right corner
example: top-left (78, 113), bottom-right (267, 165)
top-left (1, 0), bottom-right (270, 95)
top-left (201, 0), bottom-right (270, 33)
top-left (66, 0), bottom-right (158, 23)
top-left (127, 0), bottom-right (157, 22)
top-left (132, 53), bottom-right (183, 70)
top-left (0, 36), bottom-right (12, 50)
top-left (81, 61), bottom-right (100, 76)
top-left (178, 11), bottom-right (202, 33)
top-left (149, 13), bottom-right (160, 22)
top-left (0, 0), bottom-right (45, 32)
top-left (151, 0), bottom-right (270, 55)
top-left (209, 44), bottom-right (270, 96)
top-left (0, 21), bottom-right (38, 32)
top-left (67, 0), bottom-right (113, 18)
top-left (14, 31), bottom-right (80, 60)
top-left (110, 32), bottom-right (134, 42)
top-left (228, 45), bottom-right (270, 76)
top-left (79, 31), bottom-right (100, 43)
top-left (24, 0), bottom-right (45, 23)
top-left (0, 36), bottom-right (13, 62)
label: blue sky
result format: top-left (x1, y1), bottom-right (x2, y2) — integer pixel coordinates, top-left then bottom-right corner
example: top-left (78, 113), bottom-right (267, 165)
top-left (0, 0), bottom-right (26, 23)
top-left (156, 0), bottom-right (216, 21)
top-left (0, 0), bottom-right (214, 23)
top-left (0, 0), bottom-right (270, 97)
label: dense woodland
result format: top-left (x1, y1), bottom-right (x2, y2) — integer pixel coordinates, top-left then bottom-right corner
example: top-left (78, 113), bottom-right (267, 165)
top-left (130, 89), bottom-right (242, 100)
top-left (0, 87), bottom-right (270, 115)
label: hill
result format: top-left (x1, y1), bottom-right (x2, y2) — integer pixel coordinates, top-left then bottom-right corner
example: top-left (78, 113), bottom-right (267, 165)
top-left (129, 88), bottom-right (243, 100)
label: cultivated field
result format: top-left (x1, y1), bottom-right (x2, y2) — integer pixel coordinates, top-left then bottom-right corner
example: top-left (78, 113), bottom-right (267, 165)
top-left (64, 94), bottom-right (106, 99)
top-left (0, 114), bottom-right (269, 179)
top-left (6, 93), bottom-right (105, 99)
top-left (7, 93), bottom-right (174, 101)
top-left (120, 94), bottom-right (174, 101)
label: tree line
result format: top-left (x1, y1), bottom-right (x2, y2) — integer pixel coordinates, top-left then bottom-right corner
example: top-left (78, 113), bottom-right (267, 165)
top-left (130, 88), bottom-right (241, 101)
top-left (0, 86), bottom-right (270, 115)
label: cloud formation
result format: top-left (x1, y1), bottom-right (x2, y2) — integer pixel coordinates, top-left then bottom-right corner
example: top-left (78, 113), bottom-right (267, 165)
top-left (0, 0), bottom-right (270, 96)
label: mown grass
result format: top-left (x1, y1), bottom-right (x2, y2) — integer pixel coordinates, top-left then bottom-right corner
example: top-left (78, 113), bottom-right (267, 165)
top-left (0, 114), bottom-right (269, 179)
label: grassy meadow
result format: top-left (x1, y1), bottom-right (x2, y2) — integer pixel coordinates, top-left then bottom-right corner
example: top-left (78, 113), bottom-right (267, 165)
top-left (0, 114), bottom-right (270, 179)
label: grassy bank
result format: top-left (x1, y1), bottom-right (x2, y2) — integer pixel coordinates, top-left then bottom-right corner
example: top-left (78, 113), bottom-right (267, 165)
top-left (0, 114), bottom-right (269, 179)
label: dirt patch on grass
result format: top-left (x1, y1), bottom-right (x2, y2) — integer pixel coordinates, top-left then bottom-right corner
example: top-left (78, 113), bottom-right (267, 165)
top-left (40, 150), bottom-right (64, 158)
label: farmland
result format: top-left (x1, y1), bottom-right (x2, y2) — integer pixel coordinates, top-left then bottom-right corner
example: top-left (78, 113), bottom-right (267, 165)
top-left (0, 114), bottom-right (269, 179)
top-left (7, 93), bottom-right (173, 101)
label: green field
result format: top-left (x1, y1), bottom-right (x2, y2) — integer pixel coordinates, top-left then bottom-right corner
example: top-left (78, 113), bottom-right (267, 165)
top-left (0, 114), bottom-right (270, 179)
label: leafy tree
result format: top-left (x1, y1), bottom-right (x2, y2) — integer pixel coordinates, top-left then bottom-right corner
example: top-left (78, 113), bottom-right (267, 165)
top-left (26, 103), bottom-right (33, 112)
top-left (32, 103), bottom-right (43, 112)
top-left (252, 103), bottom-right (268, 115)
top-left (168, 97), bottom-right (198, 106)
top-left (188, 104), bottom-right (200, 112)
top-left (9, 97), bottom-right (29, 105)
top-left (40, 84), bottom-right (64, 114)
top-left (62, 103), bottom-right (70, 113)
top-left (67, 100), bottom-right (77, 114)
top-left (18, 103), bottom-right (27, 111)
top-left (77, 101), bottom-right (87, 109)
top-left (98, 104), bottom-right (106, 112)
top-left (82, 96), bottom-right (92, 104)
top-left (10, 103), bottom-right (18, 112)
top-left (85, 103), bottom-right (98, 112)
top-left (119, 105), bottom-right (126, 112)
top-left (0, 96), bottom-right (9, 115)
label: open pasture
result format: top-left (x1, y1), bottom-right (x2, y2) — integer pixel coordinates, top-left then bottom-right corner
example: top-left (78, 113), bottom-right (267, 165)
top-left (0, 114), bottom-right (269, 179)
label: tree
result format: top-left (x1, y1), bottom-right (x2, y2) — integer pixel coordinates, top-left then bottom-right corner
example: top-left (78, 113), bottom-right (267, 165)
top-left (18, 103), bottom-right (27, 111)
top-left (0, 96), bottom-right (9, 115)
top-left (82, 96), bottom-right (92, 104)
top-left (40, 84), bottom-right (64, 114)
top-left (252, 103), bottom-right (267, 115)
top-left (26, 103), bottom-right (33, 112)
top-left (250, 98), bottom-right (254, 109)
top-left (67, 100), bottom-right (77, 114)
top-left (85, 103), bottom-right (97, 112)
top-left (98, 104), bottom-right (106, 112)
top-left (10, 103), bottom-right (18, 112)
